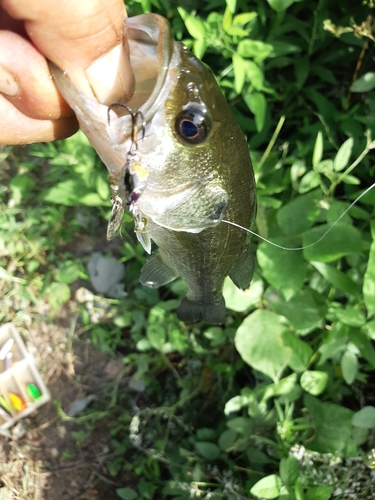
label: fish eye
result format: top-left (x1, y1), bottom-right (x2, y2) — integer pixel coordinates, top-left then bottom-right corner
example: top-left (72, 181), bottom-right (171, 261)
top-left (175, 107), bottom-right (209, 145)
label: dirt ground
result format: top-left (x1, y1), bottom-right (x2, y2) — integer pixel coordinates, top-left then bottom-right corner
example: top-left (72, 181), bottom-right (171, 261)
top-left (0, 303), bottom-right (127, 500)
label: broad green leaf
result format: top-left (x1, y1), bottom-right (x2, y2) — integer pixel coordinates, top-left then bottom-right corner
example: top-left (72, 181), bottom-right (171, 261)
top-left (298, 170), bottom-right (320, 193)
top-left (348, 330), bottom-right (375, 369)
top-left (305, 486), bottom-right (334, 500)
top-left (305, 88), bottom-right (339, 122)
top-left (225, 0), bottom-right (237, 14)
top-left (224, 274), bottom-right (263, 312)
top-left (224, 395), bottom-right (249, 415)
top-left (45, 282), bottom-right (71, 308)
top-left (196, 427), bottom-right (216, 441)
top-left (311, 261), bottom-right (360, 297)
top-left (324, 199), bottom-right (353, 225)
top-left (333, 137), bottom-right (354, 172)
top-left (203, 326), bottom-right (226, 347)
top-left (96, 174), bottom-right (110, 201)
top-left (291, 159), bottom-right (307, 189)
top-left (246, 447), bottom-right (273, 465)
top-left (269, 41), bottom-right (302, 57)
top-left (304, 395), bottom-right (353, 454)
top-left (169, 328), bottom-right (189, 352)
top-left (245, 60), bottom-right (264, 90)
top-left (218, 429), bottom-right (237, 450)
top-left (222, 5), bottom-right (232, 32)
top-left (250, 474), bottom-right (282, 499)
top-left (365, 320), bottom-right (375, 340)
top-left (80, 193), bottom-right (106, 206)
top-left (262, 373), bottom-right (299, 402)
top-left (10, 174), bottom-right (35, 203)
top-left (235, 310), bottom-right (291, 381)
top-left (193, 38), bottom-right (207, 59)
top-left (56, 260), bottom-right (81, 284)
top-left (363, 222), bottom-right (375, 316)
top-left (276, 190), bottom-right (320, 235)
top-left (279, 456), bottom-right (299, 486)
top-left (300, 371), bottom-right (328, 396)
top-left (335, 307), bottom-right (366, 328)
top-left (116, 488), bottom-right (138, 500)
top-left (352, 406), bottom-right (375, 428)
top-left (266, 0), bottom-right (298, 13)
top-left (238, 39), bottom-right (273, 61)
top-left (233, 12), bottom-right (258, 25)
top-left (146, 306), bottom-right (167, 350)
top-left (342, 174), bottom-right (360, 185)
top-left (282, 332), bottom-right (313, 371)
top-left (177, 8), bottom-right (206, 39)
top-left (226, 25), bottom-right (249, 37)
top-left (232, 53), bottom-right (246, 94)
top-left (243, 92), bottom-right (266, 132)
top-left (140, 0), bottom-right (151, 13)
top-left (42, 180), bottom-right (104, 206)
top-left (227, 417), bottom-right (253, 434)
top-left (195, 442), bottom-right (220, 460)
top-left (351, 72), bottom-right (375, 93)
top-left (279, 485), bottom-right (295, 500)
top-left (341, 350), bottom-right (358, 384)
top-left (268, 290), bottom-right (322, 334)
top-left (312, 131), bottom-right (323, 167)
top-left (303, 223), bottom-right (362, 262)
top-left (295, 54), bottom-right (309, 88)
top-left (314, 159), bottom-right (334, 174)
top-left (257, 243), bottom-right (306, 300)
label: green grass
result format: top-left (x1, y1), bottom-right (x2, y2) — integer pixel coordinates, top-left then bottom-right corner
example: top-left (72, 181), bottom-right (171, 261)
top-left (1, 0), bottom-right (375, 498)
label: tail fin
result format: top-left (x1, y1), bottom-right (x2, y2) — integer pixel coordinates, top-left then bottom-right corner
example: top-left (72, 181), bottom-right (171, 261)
top-left (177, 296), bottom-right (226, 325)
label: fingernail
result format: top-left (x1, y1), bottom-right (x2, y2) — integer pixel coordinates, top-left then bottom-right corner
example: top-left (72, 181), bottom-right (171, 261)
top-left (0, 65), bottom-right (20, 97)
top-left (85, 44), bottom-right (134, 105)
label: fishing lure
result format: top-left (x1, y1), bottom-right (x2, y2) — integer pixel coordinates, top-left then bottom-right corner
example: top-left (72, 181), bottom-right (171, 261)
top-left (26, 384), bottom-right (42, 401)
top-left (0, 395), bottom-right (11, 414)
top-left (106, 104), bottom-right (146, 241)
top-left (9, 393), bottom-right (27, 412)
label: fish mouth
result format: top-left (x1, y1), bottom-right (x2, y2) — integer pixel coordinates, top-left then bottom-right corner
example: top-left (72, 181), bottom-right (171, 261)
top-left (49, 14), bottom-right (174, 178)
top-left (125, 15), bottom-right (174, 117)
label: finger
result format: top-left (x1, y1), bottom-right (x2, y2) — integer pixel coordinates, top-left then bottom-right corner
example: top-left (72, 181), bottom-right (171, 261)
top-left (0, 30), bottom-right (73, 120)
top-left (1, 0), bottom-right (134, 104)
top-left (0, 94), bottom-right (78, 145)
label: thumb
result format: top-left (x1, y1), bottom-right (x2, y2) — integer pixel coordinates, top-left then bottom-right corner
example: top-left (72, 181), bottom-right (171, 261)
top-left (2, 0), bottom-right (134, 104)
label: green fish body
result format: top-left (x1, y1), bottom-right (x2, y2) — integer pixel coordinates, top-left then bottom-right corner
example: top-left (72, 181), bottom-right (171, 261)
top-left (50, 14), bottom-right (256, 324)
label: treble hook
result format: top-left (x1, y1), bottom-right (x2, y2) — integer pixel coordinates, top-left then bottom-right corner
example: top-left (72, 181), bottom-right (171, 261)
top-left (107, 102), bottom-right (146, 153)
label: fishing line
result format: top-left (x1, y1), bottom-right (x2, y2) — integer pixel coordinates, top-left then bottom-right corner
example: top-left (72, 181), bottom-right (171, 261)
top-left (222, 182), bottom-right (375, 251)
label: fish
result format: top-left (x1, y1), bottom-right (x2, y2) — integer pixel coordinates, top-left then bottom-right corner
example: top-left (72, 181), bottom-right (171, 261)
top-left (49, 14), bottom-right (256, 324)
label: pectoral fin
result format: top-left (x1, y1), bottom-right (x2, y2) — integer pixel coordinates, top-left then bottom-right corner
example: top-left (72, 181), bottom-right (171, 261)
top-left (140, 251), bottom-right (178, 288)
top-left (229, 245), bottom-right (255, 290)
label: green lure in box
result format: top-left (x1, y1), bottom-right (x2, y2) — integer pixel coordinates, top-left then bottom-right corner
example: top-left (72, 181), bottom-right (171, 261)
top-left (26, 384), bottom-right (41, 401)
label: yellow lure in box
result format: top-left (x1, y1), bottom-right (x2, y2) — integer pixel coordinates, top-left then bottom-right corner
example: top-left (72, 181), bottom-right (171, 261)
top-left (9, 393), bottom-right (27, 412)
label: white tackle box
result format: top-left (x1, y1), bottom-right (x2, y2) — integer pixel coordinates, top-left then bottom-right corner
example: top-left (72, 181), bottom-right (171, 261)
top-left (0, 323), bottom-right (50, 430)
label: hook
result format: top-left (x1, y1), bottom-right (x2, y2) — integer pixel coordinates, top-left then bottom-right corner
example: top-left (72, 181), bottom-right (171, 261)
top-left (107, 102), bottom-right (146, 153)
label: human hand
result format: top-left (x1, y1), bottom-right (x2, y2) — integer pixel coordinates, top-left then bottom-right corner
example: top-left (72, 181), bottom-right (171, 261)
top-left (0, 0), bottom-right (134, 145)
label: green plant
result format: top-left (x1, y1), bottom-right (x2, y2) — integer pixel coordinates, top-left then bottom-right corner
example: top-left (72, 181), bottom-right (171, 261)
top-left (1, 0), bottom-right (375, 499)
